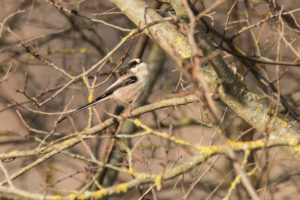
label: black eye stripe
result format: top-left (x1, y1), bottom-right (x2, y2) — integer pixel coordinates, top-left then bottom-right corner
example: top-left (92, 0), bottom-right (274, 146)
top-left (128, 59), bottom-right (141, 67)
top-left (129, 60), bottom-right (138, 67)
top-left (119, 59), bottom-right (141, 75)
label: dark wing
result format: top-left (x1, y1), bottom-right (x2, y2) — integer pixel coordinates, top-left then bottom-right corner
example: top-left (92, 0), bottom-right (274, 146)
top-left (101, 75), bottom-right (137, 97)
top-left (57, 75), bottom-right (137, 124)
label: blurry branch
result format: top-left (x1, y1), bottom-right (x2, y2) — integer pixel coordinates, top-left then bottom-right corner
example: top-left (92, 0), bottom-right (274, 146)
top-left (0, 160), bottom-right (13, 188)
top-left (59, 10), bottom-right (116, 63)
top-left (23, 15), bottom-right (172, 107)
top-left (224, 149), bottom-right (254, 200)
top-left (186, 2), bottom-right (300, 122)
top-left (0, 9), bottom-right (26, 38)
top-left (1, 1), bottom-right (299, 199)
top-left (1, 117), bottom-right (300, 199)
top-left (0, 63), bottom-right (16, 84)
top-left (230, 7), bottom-right (300, 39)
top-left (217, 46), bottom-right (300, 67)
top-left (112, 0), bottom-right (191, 63)
top-left (0, 78), bottom-right (73, 113)
top-left (45, 0), bottom-right (131, 32)
top-left (110, 0), bottom-right (300, 137)
top-left (0, 1), bottom-right (32, 43)
top-left (0, 27), bottom-right (71, 54)
top-left (0, 95), bottom-right (200, 184)
top-left (36, 29), bottom-right (136, 107)
top-left (132, 34), bottom-right (148, 59)
top-left (268, 1), bottom-right (300, 31)
top-left (20, 42), bottom-right (74, 79)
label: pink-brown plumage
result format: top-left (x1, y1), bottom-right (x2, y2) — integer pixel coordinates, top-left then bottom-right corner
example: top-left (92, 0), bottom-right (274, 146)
top-left (57, 59), bottom-right (149, 123)
top-left (111, 62), bottom-right (148, 104)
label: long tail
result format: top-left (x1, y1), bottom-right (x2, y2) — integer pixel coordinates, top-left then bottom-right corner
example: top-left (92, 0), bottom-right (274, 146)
top-left (57, 94), bottom-right (111, 124)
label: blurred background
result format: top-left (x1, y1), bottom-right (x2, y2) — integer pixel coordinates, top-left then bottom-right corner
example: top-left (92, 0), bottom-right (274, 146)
top-left (0, 0), bottom-right (300, 199)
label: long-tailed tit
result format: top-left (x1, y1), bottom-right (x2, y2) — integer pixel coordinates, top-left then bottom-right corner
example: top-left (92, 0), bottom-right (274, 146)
top-left (57, 58), bottom-right (149, 123)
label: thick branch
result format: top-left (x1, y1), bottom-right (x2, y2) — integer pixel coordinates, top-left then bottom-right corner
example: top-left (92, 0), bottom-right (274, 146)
top-left (111, 0), bottom-right (300, 136)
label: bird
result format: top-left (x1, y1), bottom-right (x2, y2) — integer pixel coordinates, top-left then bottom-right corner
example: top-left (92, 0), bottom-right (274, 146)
top-left (57, 58), bottom-right (149, 124)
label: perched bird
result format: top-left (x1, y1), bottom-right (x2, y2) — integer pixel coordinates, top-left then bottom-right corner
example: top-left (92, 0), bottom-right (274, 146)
top-left (57, 58), bottom-right (149, 123)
